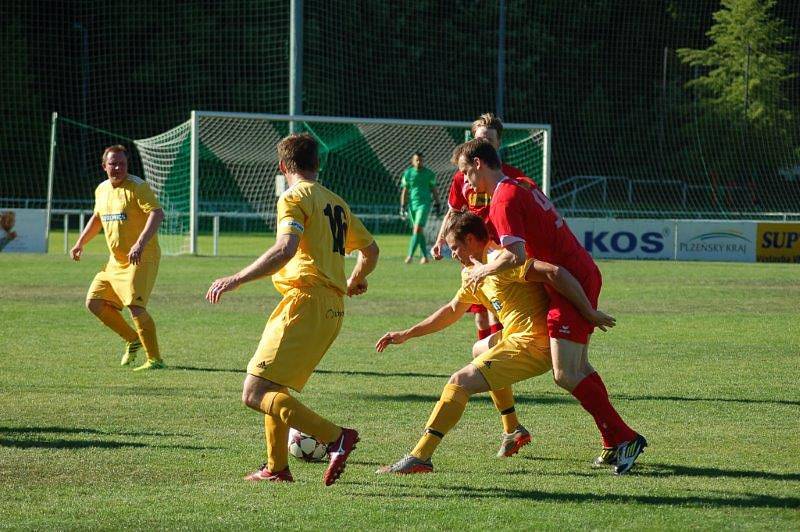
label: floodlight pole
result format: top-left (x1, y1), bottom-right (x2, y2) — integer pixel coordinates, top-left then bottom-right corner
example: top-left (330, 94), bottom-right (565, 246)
top-left (289, 0), bottom-right (303, 133)
top-left (496, 0), bottom-right (506, 119)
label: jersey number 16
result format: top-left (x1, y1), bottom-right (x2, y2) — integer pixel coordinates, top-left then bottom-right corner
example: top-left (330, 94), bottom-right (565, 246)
top-left (323, 203), bottom-right (348, 255)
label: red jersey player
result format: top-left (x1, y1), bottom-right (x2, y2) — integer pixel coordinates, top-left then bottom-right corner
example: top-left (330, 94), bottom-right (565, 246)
top-left (453, 139), bottom-right (647, 475)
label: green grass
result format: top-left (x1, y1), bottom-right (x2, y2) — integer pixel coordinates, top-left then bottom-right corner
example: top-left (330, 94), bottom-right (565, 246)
top-left (1, 233), bottom-right (799, 530)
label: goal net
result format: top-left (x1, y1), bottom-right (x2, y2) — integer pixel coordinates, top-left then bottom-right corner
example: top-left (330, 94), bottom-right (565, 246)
top-left (134, 112), bottom-right (550, 255)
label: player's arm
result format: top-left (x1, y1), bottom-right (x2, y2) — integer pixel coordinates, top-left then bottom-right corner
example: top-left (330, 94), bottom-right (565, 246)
top-left (128, 208), bottom-right (164, 265)
top-left (70, 212), bottom-right (103, 261)
top-left (431, 207), bottom-right (456, 259)
top-left (466, 240), bottom-right (526, 288)
top-left (431, 186), bottom-right (442, 214)
top-left (376, 297), bottom-right (471, 352)
top-left (205, 233), bottom-right (300, 304)
top-left (525, 260), bottom-right (616, 331)
top-left (399, 187), bottom-right (408, 218)
top-left (346, 240), bottom-right (380, 297)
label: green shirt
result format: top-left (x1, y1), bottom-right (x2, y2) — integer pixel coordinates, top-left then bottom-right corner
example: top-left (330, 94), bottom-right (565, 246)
top-left (401, 167), bottom-right (436, 208)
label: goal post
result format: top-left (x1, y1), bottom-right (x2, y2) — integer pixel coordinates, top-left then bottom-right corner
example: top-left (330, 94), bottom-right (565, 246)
top-left (133, 111), bottom-right (552, 255)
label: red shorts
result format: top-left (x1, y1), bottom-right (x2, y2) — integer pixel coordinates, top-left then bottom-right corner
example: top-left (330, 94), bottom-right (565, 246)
top-left (545, 266), bottom-right (602, 344)
top-left (468, 303), bottom-right (487, 314)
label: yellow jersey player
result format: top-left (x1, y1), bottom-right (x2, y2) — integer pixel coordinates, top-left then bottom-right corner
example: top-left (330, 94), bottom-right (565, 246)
top-left (71, 145), bottom-right (165, 371)
top-left (375, 211), bottom-right (614, 474)
top-left (205, 133), bottom-right (379, 486)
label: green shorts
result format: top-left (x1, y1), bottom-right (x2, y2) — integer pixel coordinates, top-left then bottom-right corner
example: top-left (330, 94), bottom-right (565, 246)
top-left (408, 204), bottom-right (431, 228)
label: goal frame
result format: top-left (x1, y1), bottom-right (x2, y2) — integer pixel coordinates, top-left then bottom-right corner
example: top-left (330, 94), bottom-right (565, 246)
top-left (187, 110), bottom-right (552, 254)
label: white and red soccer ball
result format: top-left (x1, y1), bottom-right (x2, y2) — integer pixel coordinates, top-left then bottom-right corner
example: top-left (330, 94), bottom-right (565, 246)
top-left (288, 428), bottom-right (328, 462)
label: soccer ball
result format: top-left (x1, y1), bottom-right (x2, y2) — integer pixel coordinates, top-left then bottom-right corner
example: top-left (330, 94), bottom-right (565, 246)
top-left (288, 428), bottom-right (329, 462)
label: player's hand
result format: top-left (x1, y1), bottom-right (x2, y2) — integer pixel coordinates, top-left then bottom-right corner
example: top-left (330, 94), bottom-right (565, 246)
top-left (399, 207), bottom-right (408, 220)
top-left (347, 276), bottom-right (368, 297)
top-left (70, 243), bottom-right (84, 261)
top-left (585, 309), bottom-right (616, 332)
top-left (466, 257), bottom-right (488, 291)
top-left (431, 238), bottom-right (446, 260)
top-left (375, 331), bottom-right (409, 352)
top-left (128, 241), bottom-right (144, 265)
top-left (205, 275), bottom-right (241, 304)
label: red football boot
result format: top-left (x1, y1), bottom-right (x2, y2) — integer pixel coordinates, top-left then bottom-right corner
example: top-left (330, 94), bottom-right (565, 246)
top-left (323, 428), bottom-right (359, 486)
top-left (244, 464), bottom-right (294, 483)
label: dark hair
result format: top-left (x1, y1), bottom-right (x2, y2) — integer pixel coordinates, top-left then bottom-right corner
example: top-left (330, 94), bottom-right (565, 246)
top-left (445, 210), bottom-right (489, 243)
top-left (412, 152), bottom-right (423, 159)
top-left (450, 138), bottom-right (501, 170)
top-left (277, 133), bottom-right (320, 173)
top-left (102, 145), bottom-right (128, 163)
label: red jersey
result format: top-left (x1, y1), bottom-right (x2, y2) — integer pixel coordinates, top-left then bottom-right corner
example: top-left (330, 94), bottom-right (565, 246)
top-left (489, 178), bottom-right (596, 280)
top-left (447, 163), bottom-right (535, 222)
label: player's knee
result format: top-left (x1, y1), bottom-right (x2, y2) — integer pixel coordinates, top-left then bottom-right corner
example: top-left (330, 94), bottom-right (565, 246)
top-left (241, 387), bottom-right (262, 410)
top-left (86, 299), bottom-right (103, 316)
top-left (552, 368), bottom-right (580, 390)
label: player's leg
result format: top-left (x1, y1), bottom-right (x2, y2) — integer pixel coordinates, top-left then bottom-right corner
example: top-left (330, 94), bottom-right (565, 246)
top-left (85, 272), bottom-right (140, 362)
top-left (245, 288), bottom-right (357, 485)
top-left (473, 306), bottom-right (492, 341)
top-left (121, 262), bottom-right (164, 371)
top-left (378, 364), bottom-right (487, 474)
top-left (414, 204), bottom-right (432, 263)
top-left (473, 332), bottom-right (529, 456)
top-left (405, 206), bottom-right (420, 263)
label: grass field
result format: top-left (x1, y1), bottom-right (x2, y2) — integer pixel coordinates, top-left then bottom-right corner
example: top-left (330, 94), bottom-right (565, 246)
top-left (1, 233), bottom-right (799, 529)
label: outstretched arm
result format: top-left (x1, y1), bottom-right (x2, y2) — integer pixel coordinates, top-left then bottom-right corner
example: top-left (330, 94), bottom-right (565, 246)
top-left (376, 298), bottom-right (470, 352)
top-left (431, 207), bottom-right (456, 259)
top-left (205, 233), bottom-right (299, 303)
top-left (526, 260), bottom-right (616, 331)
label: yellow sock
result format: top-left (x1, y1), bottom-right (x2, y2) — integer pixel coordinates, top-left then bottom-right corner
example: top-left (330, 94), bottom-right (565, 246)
top-left (489, 387), bottom-right (520, 434)
top-left (411, 383), bottom-right (470, 460)
top-left (131, 311), bottom-right (161, 361)
top-left (260, 390), bottom-right (340, 443)
top-left (264, 414), bottom-right (290, 473)
top-left (96, 304), bottom-right (138, 343)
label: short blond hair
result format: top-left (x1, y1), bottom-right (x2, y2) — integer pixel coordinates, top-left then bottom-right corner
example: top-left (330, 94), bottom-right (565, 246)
top-left (470, 113), bottom-right (504, 140)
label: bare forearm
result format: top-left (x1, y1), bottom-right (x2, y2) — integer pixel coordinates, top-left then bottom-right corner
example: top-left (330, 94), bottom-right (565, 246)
top-left (482, 247), bottom-right (524, 276)
top-left (349, 241), bottom-right (379, 282)
top-left (76, 214), bottom-right (102, 245)
top-left (135, 209), bottom-right (164, 248)
top-left (526, 261), bottom-right (594, 315)
top-left (236, 248), bottom-right (291, 285)
top-left (435, 208), bottom-right (455, 242)
top-left (400, 189), bottom-right (407, 208)
top-left (403, 303), bottom-right (464, 340)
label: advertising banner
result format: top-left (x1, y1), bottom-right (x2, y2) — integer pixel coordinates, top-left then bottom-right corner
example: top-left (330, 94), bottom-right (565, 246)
top-left (565, 218), bottom-right (674, 260)
top-left (0, 209), bottom-right (48, 253)
top-left (675, 221), bottom-right (756, 262)
top-left (756, 223), bottom-right (800, 263)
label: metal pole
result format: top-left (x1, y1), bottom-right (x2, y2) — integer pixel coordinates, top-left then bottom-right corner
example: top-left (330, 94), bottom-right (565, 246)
top-left (496, 0), bottom-right (506, 119)
top-left (212, 215), bottom-right (220, 256)
top-left (63, 214), bottom-right (69, 254)
top-left (542, 127), bottom-right (552, 196)
top-left (45, 112), bottom-right (58, 252)
top-left (189, 111), bottom-right (199, 255)
top-left (74, 22), bottom-right (89, 182)
top-left (289, 0), bottom-right (303, 133)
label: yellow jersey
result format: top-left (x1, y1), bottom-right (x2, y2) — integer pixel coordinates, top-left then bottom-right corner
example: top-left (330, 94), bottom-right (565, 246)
top-left (455, 259), bottom-right (549, 338)
top-left (273, 180), bottom-right (374, 296)
top-left (93, 175), bottom-right (161, 264)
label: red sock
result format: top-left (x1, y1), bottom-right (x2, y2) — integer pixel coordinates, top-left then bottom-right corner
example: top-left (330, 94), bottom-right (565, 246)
top-left (489, 323), bottom-right (503, 335)
top-left (589, 371), bottom-right (608, 396)
top-left (572, 375), bottom-right (636, 447)
top-left (477, 328), bottom-right (491, 340)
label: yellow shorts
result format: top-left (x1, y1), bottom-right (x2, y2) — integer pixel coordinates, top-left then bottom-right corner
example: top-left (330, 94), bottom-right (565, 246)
top-left (86, 259), bottom-right (159, 309)
top-left (247, 286), bottom-right (344, 392)
top-left (471, 331), bottom-right (552, 390)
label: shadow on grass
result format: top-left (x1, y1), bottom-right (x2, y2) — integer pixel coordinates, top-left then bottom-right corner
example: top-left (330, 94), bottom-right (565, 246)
top-left (0, 426), bottom-right (218, 451)
top-left (359, 393), bottom-right (574, 406)
top-left (642, 462), bottom-right (800, 482)
top-left (613, 394), bottom-right (800, 407)
top-left (350, 482), bottom-right (800, 509)
top-left (0, 426), bottom-right (191, 438)
top-left (171, 366), bottom-right (451, 379)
